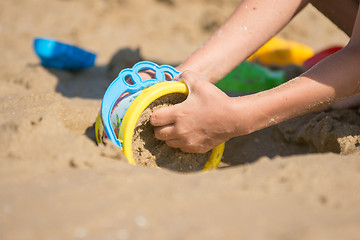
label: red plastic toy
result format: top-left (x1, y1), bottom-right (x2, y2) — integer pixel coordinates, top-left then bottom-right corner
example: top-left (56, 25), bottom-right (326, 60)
top-left (303, 46), bottom-right (342, 68)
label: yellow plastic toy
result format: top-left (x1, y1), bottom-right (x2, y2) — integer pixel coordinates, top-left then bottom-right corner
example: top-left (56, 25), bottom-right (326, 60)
top-left (248, 37), bottom-right (314, 66)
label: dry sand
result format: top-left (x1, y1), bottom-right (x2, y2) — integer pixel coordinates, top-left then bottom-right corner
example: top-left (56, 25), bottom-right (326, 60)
top-left (0, 0), bottom-right (359, 239)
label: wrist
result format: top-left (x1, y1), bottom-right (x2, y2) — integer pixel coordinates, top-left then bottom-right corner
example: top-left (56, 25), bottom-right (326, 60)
top-left (228, 95), bottom-right (259, 137)
top-left (229, 92), bottom-right (285, 138)
top-left (212, 95), bottom-right (253, 141)
top-left (176, 62), bottom-right (202, 76)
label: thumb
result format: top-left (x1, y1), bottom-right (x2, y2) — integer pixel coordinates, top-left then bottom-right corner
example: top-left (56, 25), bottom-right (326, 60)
top-left (177, 70), bottom-right (203, 96)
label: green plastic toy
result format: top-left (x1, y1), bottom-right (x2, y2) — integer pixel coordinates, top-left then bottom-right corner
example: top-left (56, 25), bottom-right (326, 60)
top-left (215, 61), bottom-right (286, 93)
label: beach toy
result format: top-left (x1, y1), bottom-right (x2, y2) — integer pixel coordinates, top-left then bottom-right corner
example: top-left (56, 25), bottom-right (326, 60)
top-left (33, 37), bottom-right (96, 70)
top-left (95, 61), bottom-right (225, 171)
top-left (303, 46), bottom-right (342, 68)
top-left (248, 37), bottom-right (314, 66)
top-left (215, 61), bottom-right (286, 93)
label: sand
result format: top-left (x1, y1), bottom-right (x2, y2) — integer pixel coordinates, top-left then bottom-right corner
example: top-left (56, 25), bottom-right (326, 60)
top-left (132, 93), bottom-right (211, 172)
top-left (0, 0), bottom-right (360, 239)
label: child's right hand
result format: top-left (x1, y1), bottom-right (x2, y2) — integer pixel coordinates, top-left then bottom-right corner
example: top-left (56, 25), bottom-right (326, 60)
top-left (150, 71), bottom-right (241, 153)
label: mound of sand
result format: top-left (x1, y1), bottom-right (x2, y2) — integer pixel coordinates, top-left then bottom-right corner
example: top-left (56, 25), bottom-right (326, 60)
top-left (0, 0), bottom-right (359, 239)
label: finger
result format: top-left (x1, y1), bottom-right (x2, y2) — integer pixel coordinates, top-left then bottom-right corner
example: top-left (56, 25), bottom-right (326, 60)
top-left (167, 139), bottom-right (210, 153)
top-left (165, 139), bottom-right (183, 149)
top-left (179, 146), bottom-right (196, 153)
top-left (153, 124), bottom-right (176, 141)
top-left (180, 146), bottom-right (210, 154)
top-left (150, 105), bottom-right (178, 126)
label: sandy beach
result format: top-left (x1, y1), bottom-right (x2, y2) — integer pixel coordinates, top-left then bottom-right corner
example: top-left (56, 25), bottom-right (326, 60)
top-left (1, 0), bottom-right (360, 239)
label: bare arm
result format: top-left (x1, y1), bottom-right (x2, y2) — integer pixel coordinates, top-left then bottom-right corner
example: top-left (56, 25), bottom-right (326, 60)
top-left (177, 0), bottom-right (309, 83)
top-left (150, 1), bottom-right (360, 153)
top-left (311, 0), bottom-right (358, 36)
top-left (235, 6), bottom-right (360, 135)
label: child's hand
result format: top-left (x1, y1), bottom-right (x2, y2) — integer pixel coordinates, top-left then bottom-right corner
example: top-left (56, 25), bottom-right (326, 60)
top-left (150, 71), bottom-right (237, 153)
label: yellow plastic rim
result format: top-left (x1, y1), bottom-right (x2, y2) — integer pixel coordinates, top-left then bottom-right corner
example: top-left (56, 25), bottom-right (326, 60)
top-left (119, 81), bottom-right (225, 171)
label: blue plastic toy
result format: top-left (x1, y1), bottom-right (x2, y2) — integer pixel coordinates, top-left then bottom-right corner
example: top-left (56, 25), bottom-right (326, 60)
top-left (99, 61), bottom-right (180, 148)
top-left (33, 37), bottom-right (96, 70)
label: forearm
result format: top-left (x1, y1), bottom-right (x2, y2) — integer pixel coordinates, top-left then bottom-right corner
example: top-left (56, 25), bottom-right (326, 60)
top-left (177, 0), bottom-right (309, 83)
top-left (311, 0), bottom-right (358, 36)
top-left (231, 44), bottom-right (360, 135)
